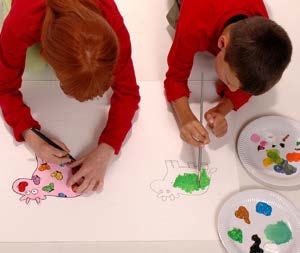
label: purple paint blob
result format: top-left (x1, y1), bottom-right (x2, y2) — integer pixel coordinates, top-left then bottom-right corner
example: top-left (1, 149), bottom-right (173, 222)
top-left (32, 175), bottom-right (41, 185)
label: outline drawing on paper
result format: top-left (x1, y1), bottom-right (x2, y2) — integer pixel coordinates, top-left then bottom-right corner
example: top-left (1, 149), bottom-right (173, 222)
top-left (150, 160), bottom-right (217, 201)
top-left (12, 157), bottom-right (81, 205)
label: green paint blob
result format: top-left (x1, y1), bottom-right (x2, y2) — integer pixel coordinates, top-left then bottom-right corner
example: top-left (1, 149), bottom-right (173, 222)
top-left (264, 221), bottom-right (292, 245)
top-left (228, 228), bottom-right (243, 243)
top-left (173, 169), bottom-right (211, 193)
top-left (266, 149), bottom-right (283, 164)
top-left (42, 183), bottom-right (54, 193)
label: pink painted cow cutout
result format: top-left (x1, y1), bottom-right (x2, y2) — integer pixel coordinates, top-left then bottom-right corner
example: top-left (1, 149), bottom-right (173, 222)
top-left (12, 157), bottom-right (81, 204)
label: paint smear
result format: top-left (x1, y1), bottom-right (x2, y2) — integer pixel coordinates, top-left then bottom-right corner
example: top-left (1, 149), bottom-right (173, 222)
top-left (228, 228), bottom-right (243, 243)
top-left (250, 234), bottom-right (263, 253)
top-left (297, 141), bottom-right (300, 146)
top-left (273, 159), bottom-right (297, 175)
top-left (256, 202), bottom-right (272, 216)
top-left (173, 169), bottom-right (210, 193)
top-left (251, 134), bottom-right (260, 143)
top-left (282, 134), bottom-right (290, 142)
top-left (235, 206), bottom-right (251, 224)
top-left (264, 221), bottom-right (292, 245)
top-left (266, 149), bottom-right (283, 164)
top-left (286, 152), bottom-right (300, 162)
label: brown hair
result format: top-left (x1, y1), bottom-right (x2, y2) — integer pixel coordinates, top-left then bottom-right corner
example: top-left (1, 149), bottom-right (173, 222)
top-left (41, 0), bottom-right (119, 101)
top-left (225, 16), bottom-right (292, 95)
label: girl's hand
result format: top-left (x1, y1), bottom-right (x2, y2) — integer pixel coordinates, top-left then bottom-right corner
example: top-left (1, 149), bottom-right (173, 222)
top-left (204, 109), bottom-right (228, 138)
top-left (67, 143), bottom-right (114, 194)
top-left (23, 129), bottom-right (72, 164)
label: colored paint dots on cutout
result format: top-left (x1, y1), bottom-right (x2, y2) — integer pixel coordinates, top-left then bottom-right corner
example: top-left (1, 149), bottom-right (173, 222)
top-left (173, 169), bottom-right (210, 193)
top-left (228, 228), bottom-right (243, 243)
top-left (18, 182), bottom-right (28, 192)
top-left (32, 175), bottom-right (40, 185)
top-left (250, 234), bottom-right (264, 253)
top-left (235, 206), bottom-right (250, 224)
top-left (256, 202), bottom-right (272, 216)
top-left (297, 141), bottom-right (300, 146)
top-left (38, 163), bottom-right (51, 171)
top-left (58, 193), bottom-right (67, 198)
top-left (42, 183), bottom-right (54, 193)
top-left (264, 221), bottom-right (292, 245)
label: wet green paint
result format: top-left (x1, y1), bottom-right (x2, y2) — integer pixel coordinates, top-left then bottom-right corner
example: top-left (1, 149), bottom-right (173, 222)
top-left (264, 221), bottom-right (292, 245)
top-left (266, 149), bottom-right (283, 164)
top-left (173, 169), bottom-right (210, 193)
top-left (228, 228), bottom-right (243, 243)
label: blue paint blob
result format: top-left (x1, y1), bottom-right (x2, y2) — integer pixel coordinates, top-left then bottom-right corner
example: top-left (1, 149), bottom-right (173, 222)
top-left (58, 193), bottom-right (67, 198)
top-left (274, 164), bottom-right (285, 174)
top-left (60, 163), bottom-right (65, 167)
top-left (256, 202), bottom-right (272, 216)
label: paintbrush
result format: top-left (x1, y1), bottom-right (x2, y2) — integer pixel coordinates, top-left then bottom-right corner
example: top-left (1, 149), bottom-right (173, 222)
top-left (30, 127), bottom-right (76, 161)
top-left (197, 74), bottom-right (204, 185)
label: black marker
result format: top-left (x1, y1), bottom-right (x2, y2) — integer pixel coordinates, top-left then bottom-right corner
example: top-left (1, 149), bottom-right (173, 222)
top-left (30, 127), bottom-right (76, 161)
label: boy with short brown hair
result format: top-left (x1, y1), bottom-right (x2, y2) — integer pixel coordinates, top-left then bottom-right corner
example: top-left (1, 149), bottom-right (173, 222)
top-left (165, 0), bottom-right (292, 147)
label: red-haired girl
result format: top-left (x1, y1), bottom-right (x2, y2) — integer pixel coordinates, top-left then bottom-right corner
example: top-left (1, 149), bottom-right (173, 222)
top-left (0, 0), bottom-right (140, 194)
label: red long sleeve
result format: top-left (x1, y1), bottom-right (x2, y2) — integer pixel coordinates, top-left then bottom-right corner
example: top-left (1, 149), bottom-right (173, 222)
top-left (164, 0), bottom-right (268, 110)
top-left (0, 0), bottom-right (140, 154)
top-left (0, 0), bottom-right (44, 141)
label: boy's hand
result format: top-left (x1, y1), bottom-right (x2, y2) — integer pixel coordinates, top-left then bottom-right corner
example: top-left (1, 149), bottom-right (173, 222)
top-left (180, 116), bottom-right (210, 148)
top-left (23, 129), bottom-right (72, 164)
top-left (67, 143), bottom-right (114, 194)
top-left (204, 109), bottom-right (228, 138)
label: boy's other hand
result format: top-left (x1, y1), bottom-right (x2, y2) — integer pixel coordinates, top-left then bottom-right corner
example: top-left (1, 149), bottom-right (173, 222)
top-left (204, 109), bottom-right (228, 138)
top-left (23, 128), bottom-right (72, 164)
top-left (180, 117), bottom-right (210, 148)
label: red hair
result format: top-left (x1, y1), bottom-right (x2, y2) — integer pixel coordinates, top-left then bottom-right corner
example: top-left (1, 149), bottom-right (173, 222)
top-left (41, 0), bottom-right (119, 101)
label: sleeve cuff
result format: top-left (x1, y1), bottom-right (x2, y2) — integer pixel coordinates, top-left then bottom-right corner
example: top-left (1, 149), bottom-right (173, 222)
top-left (216, 83), bottom-right (252, 111)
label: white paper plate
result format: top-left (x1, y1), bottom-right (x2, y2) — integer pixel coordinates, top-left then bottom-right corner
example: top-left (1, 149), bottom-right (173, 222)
top-left (218, 189), bottom-right (300, 253)
top-left (237, 116), bottom-right (300, 189)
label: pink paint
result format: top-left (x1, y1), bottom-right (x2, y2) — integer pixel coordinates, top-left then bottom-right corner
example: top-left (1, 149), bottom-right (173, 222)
top-left (250, 134), bottom-right (260, 143)
top-left (260, 140), bottom-right (268, 147)
top-left (12, 157), bottom-right (81, 205)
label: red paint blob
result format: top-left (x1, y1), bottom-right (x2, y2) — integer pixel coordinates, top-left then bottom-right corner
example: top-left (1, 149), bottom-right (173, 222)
top-left (18, 181), bottom-right (28, 192)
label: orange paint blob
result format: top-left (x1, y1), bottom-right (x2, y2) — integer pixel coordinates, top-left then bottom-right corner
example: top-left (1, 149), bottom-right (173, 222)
top-left (235, 206), bottom-right (251, 224)
top-left (38, 163), bottom-right (51, 171)
top-left (286, 152), bottom-right (300, 162)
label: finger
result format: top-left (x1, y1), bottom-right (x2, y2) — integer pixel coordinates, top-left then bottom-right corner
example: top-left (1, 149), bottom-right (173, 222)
top-left (84, 179), bottom-right (97, 194)
top-left (213, 123), bottom-right (228, 137)
top-left (193, 124), bottom-right (210, 144)
top-left (68, 158), bottom-right (85, 168)
top-left (205, 113), bottom-right (214, 127)
top-left (190, 127), bottom-right (207, 144)
top-left (45, 154), bottom-right (72, 165)
top-left (49, 146), bottom-right (69, 158)
top-left (181, 132), bottom-right (204, 148)
top-left (51, 139), bottom-right (70, 153)
top-left (75, 177), bottom-right (91, 194)
top-left (67, 167), bottom-right (87, 187)
top-left (93, 181), bottom-right (104, 193)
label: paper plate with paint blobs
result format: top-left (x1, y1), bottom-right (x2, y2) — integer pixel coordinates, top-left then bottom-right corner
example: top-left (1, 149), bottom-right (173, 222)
top-left (237, 116), bottom-right (300, 189)
top-left (218, 189), bottom-right (300, 253)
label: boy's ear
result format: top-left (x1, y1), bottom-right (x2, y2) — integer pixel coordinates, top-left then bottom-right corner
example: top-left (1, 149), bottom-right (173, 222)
top-left (218, 35), bottom-right (230, 49)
